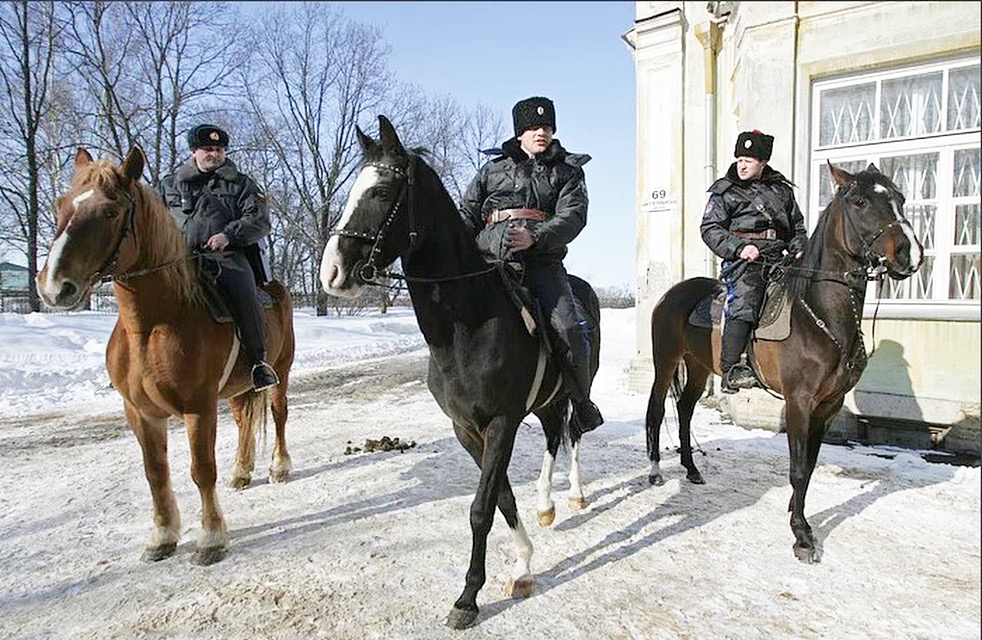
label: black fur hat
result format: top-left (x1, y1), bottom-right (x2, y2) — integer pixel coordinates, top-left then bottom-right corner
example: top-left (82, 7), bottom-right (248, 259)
top-left (734, 130), bottom-right (773, 161)
top-left (187, 124), bottom-right (229, 150)
top-left (512, 96), bottom-right (556, 136)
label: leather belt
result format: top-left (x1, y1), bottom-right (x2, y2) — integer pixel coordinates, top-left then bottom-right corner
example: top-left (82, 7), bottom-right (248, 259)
top-left (732, 229), bottom-right (777, 241)
top-left (485, 208), bottom-right (547, 226)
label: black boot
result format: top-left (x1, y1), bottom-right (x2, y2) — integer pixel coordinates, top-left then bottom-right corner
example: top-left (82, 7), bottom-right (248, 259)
top-left (561, 327), bottom-right (603, 433)
top-left (251, 361), bottom-right (279, 392)
top-left (720, 318), bottom-right (755, 394)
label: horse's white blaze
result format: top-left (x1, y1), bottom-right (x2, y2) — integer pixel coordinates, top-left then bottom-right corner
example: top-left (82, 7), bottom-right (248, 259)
top-left (509, 516), bottom-right (533, 581)
top-left (536, 451), bottom-right (556, 515)
top-left (39, 230), bottom-right (71, 299)
top-left (875, 183), bottom-right (923, 268)
top-left (319, 166), bottom-right (382, 296)
top-left (71, 188), bottom-right (94, 210)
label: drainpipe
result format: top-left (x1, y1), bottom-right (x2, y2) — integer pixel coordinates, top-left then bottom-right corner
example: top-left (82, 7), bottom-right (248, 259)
top-left (694, 19), bottom-right (722, 279)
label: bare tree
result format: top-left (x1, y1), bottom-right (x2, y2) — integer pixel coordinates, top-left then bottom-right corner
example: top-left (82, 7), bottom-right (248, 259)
top-left (0, 0), bottom-right (60, 311)
top-left (239, 3), bottom-right (400, 314)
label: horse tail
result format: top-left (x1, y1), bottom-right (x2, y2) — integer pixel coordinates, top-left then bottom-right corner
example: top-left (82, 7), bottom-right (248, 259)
top-left (240, 389), bottom-right (270, 452)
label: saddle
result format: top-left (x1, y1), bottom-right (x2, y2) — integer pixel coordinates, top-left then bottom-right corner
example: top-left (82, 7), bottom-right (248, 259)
top-left (687, 279), bottom-right (792, 342)
top-left (196, 258), bottom-right (274, 324)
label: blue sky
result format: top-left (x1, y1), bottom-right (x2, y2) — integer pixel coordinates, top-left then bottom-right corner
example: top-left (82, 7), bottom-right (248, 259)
top-left (337, 1), bottom-right (638, 289)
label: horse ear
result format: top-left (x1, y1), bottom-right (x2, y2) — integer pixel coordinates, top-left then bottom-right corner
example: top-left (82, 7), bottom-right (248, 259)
top-left (74, 147), bottom-right (93, 168)
top-left (356, 125), bottom-right (376, 154)
top-left (121, 146), bottom-right (146, 184)
top-left (828, 160), bottom-right (855, 188)
top-left (378, 115), bottom-right (406, 155)
top-left (866, 162), bottom-right (880, 174)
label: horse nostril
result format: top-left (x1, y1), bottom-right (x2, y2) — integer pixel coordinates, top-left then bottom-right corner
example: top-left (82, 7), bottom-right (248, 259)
top-left (58, 280), bottom-right (78, 303)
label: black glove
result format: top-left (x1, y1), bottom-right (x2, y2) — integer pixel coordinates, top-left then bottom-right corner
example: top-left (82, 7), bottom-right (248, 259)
top-left (789, 236), bottom-right (806, 259)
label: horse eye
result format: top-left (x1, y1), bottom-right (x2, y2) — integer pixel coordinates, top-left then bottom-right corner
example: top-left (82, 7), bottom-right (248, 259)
top-left (853, 197), bottom-right (867, 207)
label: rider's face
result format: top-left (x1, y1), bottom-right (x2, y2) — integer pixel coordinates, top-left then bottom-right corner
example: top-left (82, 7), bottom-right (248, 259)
top-left (736, 156), bottom-right (767, 181)
top-left (518, 126), bottom-right (554, 156)
top-left (192, 146), bottom-right (227, 173)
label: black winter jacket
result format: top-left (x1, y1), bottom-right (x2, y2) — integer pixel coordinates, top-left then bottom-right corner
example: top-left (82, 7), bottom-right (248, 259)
top-left (157, 158), bottom-right (270, 253)
top-left (459, 138), bottom-right (590, 264)
top-left (700, 163), bottom-right (807, 261)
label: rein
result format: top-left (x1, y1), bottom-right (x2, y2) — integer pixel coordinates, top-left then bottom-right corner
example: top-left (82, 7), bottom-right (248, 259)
top-left (332, 154), bottom-right (496, 286)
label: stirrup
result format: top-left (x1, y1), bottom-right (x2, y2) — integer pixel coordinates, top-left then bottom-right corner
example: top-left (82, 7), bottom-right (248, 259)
top-left (251, 362), bottom-right (279, 392)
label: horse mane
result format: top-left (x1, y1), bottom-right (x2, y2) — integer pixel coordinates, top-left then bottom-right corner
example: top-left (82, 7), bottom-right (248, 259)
top-left (76, 158), bottom-right (202, 308)
top-left (133, 182), bottom-right (204, 308)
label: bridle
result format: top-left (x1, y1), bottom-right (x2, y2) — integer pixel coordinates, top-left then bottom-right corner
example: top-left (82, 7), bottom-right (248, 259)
top-left (84, 188), bottom-right (136, 289)
top-left (80, 186), bottom-right (185, 290)
top-left (331, 153), bottom-right (494, 286)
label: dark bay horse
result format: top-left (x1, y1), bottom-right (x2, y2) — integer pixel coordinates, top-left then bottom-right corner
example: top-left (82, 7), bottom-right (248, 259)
top-left (645, 163), bottom-right (923, 563)
top-left (319, 116), bottom-right (601, 629)
top-left (37, 147), bottom-right (295, 565)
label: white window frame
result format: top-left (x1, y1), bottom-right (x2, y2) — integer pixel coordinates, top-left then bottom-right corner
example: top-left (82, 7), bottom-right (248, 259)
top-left (809, 56), bottom-right (980, 320)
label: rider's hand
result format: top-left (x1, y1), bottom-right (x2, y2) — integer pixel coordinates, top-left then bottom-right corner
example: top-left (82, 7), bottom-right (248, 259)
top-left (505, 224), bottom-right (534, 251)
top-left (204, 232), bottom-right (229, 252)
top-left (739, 244), bottom-right (760, 261)
top-left (789, 236), bottom-right (806, 260)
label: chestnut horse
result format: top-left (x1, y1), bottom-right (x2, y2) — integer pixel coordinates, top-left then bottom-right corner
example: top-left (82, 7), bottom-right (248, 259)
top-left (645, 163), bottom-right (923, 563)
top-left (37, 147), bottom-right (295, 565)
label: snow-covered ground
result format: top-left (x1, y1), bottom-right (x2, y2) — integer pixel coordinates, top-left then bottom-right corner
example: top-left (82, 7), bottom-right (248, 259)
top-left (0, 307), bottom-right (978, 639)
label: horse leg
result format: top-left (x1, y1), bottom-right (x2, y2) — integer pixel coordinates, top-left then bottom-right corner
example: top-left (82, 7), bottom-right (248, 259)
top-left (446, 418), bottom-right (520, 630)
top-left (535, 440), bottom-right (558, 527)
top-left (567, 436), bottom-right (586, 511)
top-left (677, 355), bottom-right (709, 484)
top-left (183, 406), bottom-right (228, 565)
top-left (497, 476), bottom-right (535, 599)
top-left (645, 361), bottom-right (675, 486)
top-left (268, 373), bottom-right (292, 483)
top-left (227, 394), bottom-right (256, 490)
top-left (784, 399), bottom-right (818, 563)
top-left (127, 403), bottom-right (180, 561)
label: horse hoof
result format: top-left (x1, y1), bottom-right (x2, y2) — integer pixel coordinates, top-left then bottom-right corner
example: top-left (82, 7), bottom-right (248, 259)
top-left (687, 471), bottom-right (706, 485)
top-left (446, 606), bottom-right (478, 630)
top-left (793, 545), bottom-right (820, 564)
top-left (537, 506), bottom-right (555, 527)
top-left (505, 576), bottom-right (535, 599)
top-left (568, 496), bottom-right (586, 511)
top-left (649, 473), bottom-right (665, 486)
top-left (141, 543), bottom-right (176, 562)
top-left (269, 469), bottom-right (289, 484)
top-left (192, 546), bottom-right (227, 566)
top-left (228, 476), bottom-right (251, 490)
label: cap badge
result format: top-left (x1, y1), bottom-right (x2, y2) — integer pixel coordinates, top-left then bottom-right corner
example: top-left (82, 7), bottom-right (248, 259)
top-left (209, 132), bottom-right (220, 141)
top-left (744, 139), bottom-right (752, 149)
top-left (536, 106), bottom-right (544, 115)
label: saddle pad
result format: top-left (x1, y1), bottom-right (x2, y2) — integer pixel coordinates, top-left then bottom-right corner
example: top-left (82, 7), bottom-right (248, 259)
top-left (754, 281), bottom-right (792, 342)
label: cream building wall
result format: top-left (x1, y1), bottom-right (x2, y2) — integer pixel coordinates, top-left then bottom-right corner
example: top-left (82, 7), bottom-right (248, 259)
top-left (625, 1), bottom-right (981, 448)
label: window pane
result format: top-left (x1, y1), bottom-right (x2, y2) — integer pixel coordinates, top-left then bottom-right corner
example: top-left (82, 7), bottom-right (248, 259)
top-left (948, 65), bottom-right (981, 131)
top-left (950, 254), bottom-right (980, 299)
top-left (881, 72), bottom-right (943, 139)
top-left (881, 153), bottom-right (938, 200)
top-left (819, 84), bottom-right (875, 146)
top-left (953, 148), bottom-right (980, 198)
top-left (955, 204), bottom-right (980, 246)
top-left (817, 160), bottom-right (868, 208)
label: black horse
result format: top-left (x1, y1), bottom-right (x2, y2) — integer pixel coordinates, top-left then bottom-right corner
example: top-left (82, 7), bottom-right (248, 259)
top-left (320, 115), bottom-right (601, 628)
top-left (645, 163), bottom-right (923, 563)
